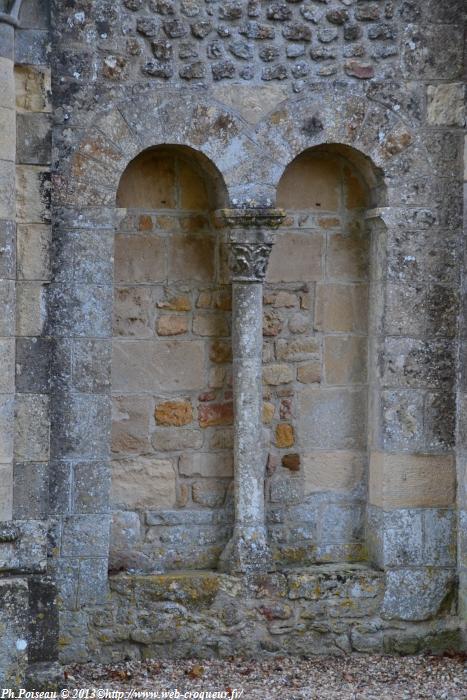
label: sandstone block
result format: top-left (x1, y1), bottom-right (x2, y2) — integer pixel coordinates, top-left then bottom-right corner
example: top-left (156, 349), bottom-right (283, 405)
top-left (111, 457), bottom-right (176, 509)
top-left (315, 283), bottom-right (368, 333)
top-left (114, 234), bottom-right (166, 283)
top-left (209, 428), bottom-right (233, 450)
top-left (263, 309), bottom-right (283, 337)
top-left (193, 311), bottom-right (229, 337)
top-left (112, 340), bottom-right (205, 392)
top-left (276, 336), bottom-right (320, 362)
top-left (369, 451), bottom-right (456, 508)
top-left (157, 314), bottom-right (189, 336)
top-left (157, 294), bottom-right (191, 311)
top-left (262, 401), bottom-right (275, 424)
top-left (61, 514), bottom-right (111, 558)
top-left (267, 233), bottom-right (323, 283)
top-left (16, 224), bottom-right (51, 281)
top-left (324, 335), bottom-right (367, 385)
top-left (303, 451), bottom-right (365, 494)
top-left (198, 401), bottom-right (233, 427)
top-left (111, 396), bottom-right (150, 454)
top-left (298, 387), bottom-right (367, 449)
top-left (113, 286), bottom-right (154, 338)
top-left (289, 312), bottom-right (311, 334)
top-left (263, 364), bottom-right (294, 385)
top-left (15, 65), bottom-right (52, 113)
top-left (179, 452), bottom-right (233, 478)
top-left (427, 83), bottom-right (465, 126)
top-left (168, 233), bottom-right (215, 282)
top-left (327, 231), bottom-right (369, 281)
top-left (155, 400), bottom-right (193, 426)
top-left (151, 428), bottom-right (203, 451)
top-left (297, 360), bottom-right (321, 384)
top-left (209, 339), bottom-right (232, 364)
top-left (192, 480), bottom-right (227, 508)
top-left (275, 423), bottom-right (294, 448)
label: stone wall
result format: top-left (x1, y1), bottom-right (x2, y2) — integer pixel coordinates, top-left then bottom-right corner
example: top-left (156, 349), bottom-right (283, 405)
top-left (0, 0), bottom-right (464, 680)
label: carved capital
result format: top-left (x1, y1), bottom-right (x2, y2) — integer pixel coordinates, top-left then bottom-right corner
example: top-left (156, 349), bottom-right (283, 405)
top-left (216, 208), bottom-right (285, 283)
top-left (229, 235), bottom-right (273, 283)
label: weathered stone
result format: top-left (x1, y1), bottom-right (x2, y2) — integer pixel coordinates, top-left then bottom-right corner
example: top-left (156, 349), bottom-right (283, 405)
top-left (112, 396), bottom-right (150, 454)
top-left (427, 83), bottom-right (465, 127)
top-left (192, 480), bottom-right (227, 508)
top-left (179, 452), bottom-right (233, 478)
top-left (298, 387), bottom-right (367, 449)
top-left (369, 452), bottom-right (456, 508)
top-left (155, 400), bottom-right (193, 426)
top-left (382, 569), bottom-right (455, 621)
top-left (275, 423), bottom-right (294, 448)
top-left (112, 340), bottom-right (205, 392)
top-left (157, 314), bottom-right (189, 335)
top-left (263, 364), bottom-right (294, 385)
top-left (198, 402), bottom-right (233, 427)
top-left (304, 451), bottom-right (365, 494)
top-left (152, 428), bottom-right (203, 451)
top-left (111, 457), bottom-right (176, 509)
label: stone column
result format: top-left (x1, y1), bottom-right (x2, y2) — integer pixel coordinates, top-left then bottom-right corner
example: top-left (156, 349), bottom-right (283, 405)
top-left (0, 11), bottom-right (18, 521)
top-left (218, 209), bottom-right (284, 574)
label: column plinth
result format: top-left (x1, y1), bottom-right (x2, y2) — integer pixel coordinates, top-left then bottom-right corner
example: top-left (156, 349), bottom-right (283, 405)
top-left (217, 208), bottom-right (285, 574)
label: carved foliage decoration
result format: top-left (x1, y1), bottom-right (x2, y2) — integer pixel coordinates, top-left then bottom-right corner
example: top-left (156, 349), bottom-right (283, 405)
top-left (230, 241), bottom-right (273, 282)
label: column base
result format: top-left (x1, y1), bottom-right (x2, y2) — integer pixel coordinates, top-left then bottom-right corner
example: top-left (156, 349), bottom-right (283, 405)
top-left (218, 526), bottom-right (274, 574)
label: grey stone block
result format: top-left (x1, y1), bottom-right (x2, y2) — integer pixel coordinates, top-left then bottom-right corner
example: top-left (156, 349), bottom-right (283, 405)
top-left (382, 509), bottom-right (423, 567)
top-left (0, 219), bottom-right (15, 279)
top-left (48, 460), bottom-right (71, 515)
top-left (48, 557), bottom-right (79, 611)
top-left (77, 558), bottom-right (109, 606)
top-left (28, 575), bottom-right (58, 663)
top-left (15, 29), bottom-right (50, 64)
top-left (50, 393), bottom-right (111, 460)
top-left (15, 337), bottom-right (51, 393)
top-left (73, 460), bottom-right (110, 514)
top-left (318, 503), bottom-right (364, 545)
top-left (13, 461), bottom-right (48, 519)
top-left (423, 509), bottom-right (456, 566)
top-left (58, 611), bottom-right (89, 663)
top-left (382, 568), bottom-right (455, 621)
top-left (0, 23), bottom-right (14, 59)
top-left (72, 339), bottom-right (111, 394)
top-left (16, 113), bottom-right (52, 165)
top-left (0, 520), bottom-right (47, 574)
top-left (47, 283), bottom-right (112, 338)
top-left (61, 514), bottom-right (111, 557)
top-left (18, 0), bottom-right (50, 29)
top-left (0, 577), bottom-right (29, 687)
top-left (15, 393), bottom-right (49, 462)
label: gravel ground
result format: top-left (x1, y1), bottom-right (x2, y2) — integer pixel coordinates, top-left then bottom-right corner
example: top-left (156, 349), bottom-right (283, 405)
top-left (66, 655), bottom-right (467, 699)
